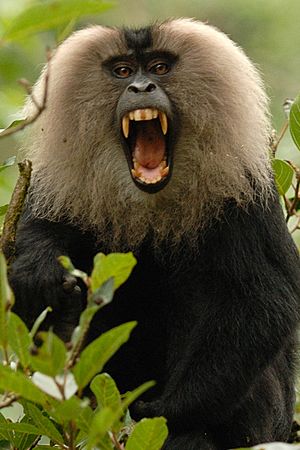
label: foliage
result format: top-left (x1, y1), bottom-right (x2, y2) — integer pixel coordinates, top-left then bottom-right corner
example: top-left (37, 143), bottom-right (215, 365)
top-left (0, 2), bottom-right (300, 448)
top-left (0, 5), bottom-right (168, 446)
top-left (2, 0), bottom-right (114, 43)
top-left (271, 95), bottom-right (300, 236)
top-left (0, 251), bottom-right (168, 449)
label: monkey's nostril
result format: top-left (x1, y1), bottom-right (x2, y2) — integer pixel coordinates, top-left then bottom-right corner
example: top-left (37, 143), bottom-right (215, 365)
top-left (146, 83), bottom-right (156, 92)
top-left (127, 81), bottom-right (157, 94)
top-left (128, 85), bottom-right (139, 93)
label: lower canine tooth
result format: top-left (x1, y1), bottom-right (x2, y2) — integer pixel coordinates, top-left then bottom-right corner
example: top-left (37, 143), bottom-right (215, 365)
top-left (161, 166), bottom-right (169, 177)
top-left (131, 168), bottom-right (142, 178)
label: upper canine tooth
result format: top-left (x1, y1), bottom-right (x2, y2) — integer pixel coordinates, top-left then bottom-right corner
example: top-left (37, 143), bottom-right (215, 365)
top-left (122, 116), bottom-right (130, 138)
top-left (159, 112), bottom-right (168, 135)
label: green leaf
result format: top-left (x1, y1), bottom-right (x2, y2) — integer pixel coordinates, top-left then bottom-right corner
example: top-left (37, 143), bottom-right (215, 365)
top-left (58, 255), bottom-right (88, 284)
top-left (34, 447), bottom-right (55, 449)
top-left (125, 417), bottom-right (168, 450)
top-left (0, 120), bottom-right (26, 137)
top-left (34, 447), bottom-right (54, 449)
top-left (89, 277), bottom-right (114, 306)
top-left (0, 413), bottom-right (14, 442)
top-left (73, 321), bottom-right (137, 390)
top-left (95, 434), bottom-right (114, 449)
top-left (26, 403), bottom-right (64, 446)
top-left (3, 0), bottom-right (114, 42)
top-left (70, 305), bottom-right (101, 357)
top-left (13, 415), bottom-right (40, 450)
top-left (90, 373), bottom-right (121, 411)
top-left (86, 407), bottom-right (118, 450)
top-left (71, 278), bottom-right (113, 357)
top-left (290, 94), bottom-right (300, 151)
top-left (30, 331), bottom-right (67, 376)
top-left (30, 307), bottom-right (52, 338)
top-left (272, 159), bottom-right (294, 195)
top-left (0, 442), bottom-right (10, 450)
top-left (76, 403), bottom-right (94, 433)
top-left (8, 313), bottom-right (32, 369)
top-left (0, 205), bottom-right (8, 217)
top-left (0, 156), bottom-right (16, 173)
top-left (0, 365), bottom-right (47, 405)
top-left (0, 252), bottom-right (11, 348)
top-left (50, 396), bottom-right (89, 424)
top-left (122, 381), bottom-right (156, 411)
top-left (0, 422), bottom-right (40, 436)
top-left (91, 252), bottom-right (137, 292)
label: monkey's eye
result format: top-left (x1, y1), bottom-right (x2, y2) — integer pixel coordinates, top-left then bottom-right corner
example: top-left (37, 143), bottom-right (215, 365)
top-left (113, 65), bottom-right (133, 78)
top-left (148, 62), bottom-right (170, 76)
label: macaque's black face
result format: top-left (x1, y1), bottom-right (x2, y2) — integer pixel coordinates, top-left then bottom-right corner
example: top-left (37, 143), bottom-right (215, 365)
top-left (103, 39), bottom-right (178, 193)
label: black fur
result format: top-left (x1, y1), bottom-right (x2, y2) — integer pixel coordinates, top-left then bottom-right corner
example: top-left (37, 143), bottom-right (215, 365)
top-left (10, 188), bottom-right (300, 449)
top-left (123, 26), bottom-right (153, 55)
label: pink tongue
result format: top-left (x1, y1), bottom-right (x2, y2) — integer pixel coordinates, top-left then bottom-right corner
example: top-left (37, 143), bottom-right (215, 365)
top-left (133, 121), bottom-right (165, 169)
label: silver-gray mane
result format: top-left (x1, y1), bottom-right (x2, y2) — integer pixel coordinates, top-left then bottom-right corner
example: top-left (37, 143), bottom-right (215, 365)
top-left (21, 18), bottom-right (272, 250)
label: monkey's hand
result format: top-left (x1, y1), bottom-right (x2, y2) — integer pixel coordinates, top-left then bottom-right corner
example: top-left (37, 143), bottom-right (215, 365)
top-left (130, 399), bottom-right (164, 421)
top-left (9, 254), bottom-right (83, 334)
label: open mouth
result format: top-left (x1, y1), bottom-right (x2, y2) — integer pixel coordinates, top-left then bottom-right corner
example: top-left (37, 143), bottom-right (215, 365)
top-left (121, 108), bottom-right (171, 193)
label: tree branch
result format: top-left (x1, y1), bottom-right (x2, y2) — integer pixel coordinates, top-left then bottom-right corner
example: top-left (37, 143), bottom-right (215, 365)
top-left (0, 160), bottom-right (32, 266)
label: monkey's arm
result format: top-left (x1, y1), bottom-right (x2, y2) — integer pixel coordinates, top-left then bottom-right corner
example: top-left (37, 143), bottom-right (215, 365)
top-left (133, 197), bottom-right (300, 426)
top-left (9, 210), bottom-right (85, 331)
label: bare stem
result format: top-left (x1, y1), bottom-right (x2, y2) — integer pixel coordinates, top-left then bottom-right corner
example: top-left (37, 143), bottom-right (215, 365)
top-left (28, 436), bottom-right (41, 450)
top-left (271, 121), bottom-right (289, 155)
top-left (67, 420), bottom-right (77, 450)
top-left (289, 215), bottom-right (300, 234)
top-left (111, 431), bottom-right (124, 450)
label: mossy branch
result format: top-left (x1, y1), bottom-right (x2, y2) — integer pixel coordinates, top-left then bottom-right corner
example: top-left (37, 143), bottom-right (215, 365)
top-left (0, 160), bottom-right (32, 266)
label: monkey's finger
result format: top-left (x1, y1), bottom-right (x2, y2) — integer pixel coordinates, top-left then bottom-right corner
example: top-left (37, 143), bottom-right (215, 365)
top-left (73, 285), bottom-right (82, 296)
top-left (62, 274), bottom-right (78, 293)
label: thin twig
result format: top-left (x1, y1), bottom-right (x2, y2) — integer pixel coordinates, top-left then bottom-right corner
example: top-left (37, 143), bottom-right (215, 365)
top-left (67, 421), bottom-right (77, 450)
top-left (270, 121), bottom-right (289, 156)
top-left (28, 436), bottom-right (41, 450)
top-left (111, 431), bottom-right (124, 450)
top-left (67, 325), bottom-right (89, 371)
top-left (290, 177), bottom-right (300, 214)
top-left (284, 194), bottom-right (293, 223)
top-left (290, 216), bottom-right (300, 234)
top-left (285, 161), bottom-right (300, 223)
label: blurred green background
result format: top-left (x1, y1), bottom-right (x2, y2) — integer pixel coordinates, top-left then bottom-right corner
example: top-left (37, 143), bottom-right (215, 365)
top-left (1, 0), bottom-right (300, 207)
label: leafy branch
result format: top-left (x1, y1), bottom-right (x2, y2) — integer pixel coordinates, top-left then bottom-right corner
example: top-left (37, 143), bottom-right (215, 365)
top-left (272, 94), bottom-right (300, 235)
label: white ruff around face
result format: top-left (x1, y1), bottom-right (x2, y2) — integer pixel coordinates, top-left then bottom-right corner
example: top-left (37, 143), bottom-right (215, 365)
top-left (22, 19), bottom-right (272, 250)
